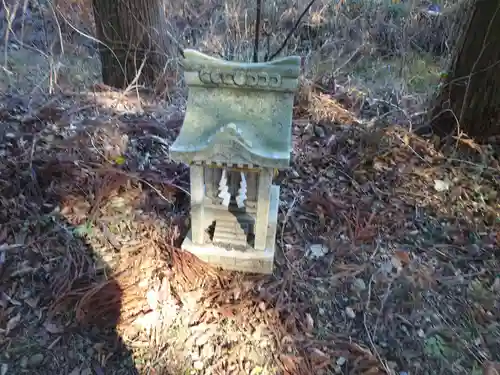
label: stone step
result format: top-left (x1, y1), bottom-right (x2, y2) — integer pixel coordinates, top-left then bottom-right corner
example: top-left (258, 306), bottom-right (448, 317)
top-left (215, 220), bottom-right (253, 232)
top-left (212, 210), bottom-right (255, 223)
top-left (212, 236), bottom-right (249, 248)
top-left (213, 223), bottom-right (248, 237)
top-left (213, 228), bottom-right (249, 247)
top-left (215, 219), bottom-right (253, 234)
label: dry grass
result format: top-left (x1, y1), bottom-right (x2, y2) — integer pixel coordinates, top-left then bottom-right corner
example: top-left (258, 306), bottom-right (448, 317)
top-left (0, 0), bottom-right (499, 375)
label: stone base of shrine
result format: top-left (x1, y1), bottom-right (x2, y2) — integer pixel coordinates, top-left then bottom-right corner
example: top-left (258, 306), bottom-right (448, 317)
top-left (180, 186), bottom-right (279, 274)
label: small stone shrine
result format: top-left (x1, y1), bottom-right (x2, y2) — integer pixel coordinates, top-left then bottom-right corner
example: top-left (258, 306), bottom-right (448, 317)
top-left (170, 49), bottom-right (301, 274)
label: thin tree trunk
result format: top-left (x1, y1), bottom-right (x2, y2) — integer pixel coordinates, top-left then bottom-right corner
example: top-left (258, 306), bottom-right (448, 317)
top-left (92, 0), bottom-right (173, 89)
top-left (429, 0), bottom-right (500, 139)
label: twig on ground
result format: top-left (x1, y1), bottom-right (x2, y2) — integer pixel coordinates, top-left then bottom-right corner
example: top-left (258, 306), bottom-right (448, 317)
top-left (88, 162), bottom-right (190, 199)
top-left (0, 243), bottom-right (25, 252)
top-left (279, 192), bottom-right (306, 278)
top-left (364, 274), bottom-right (391, 374)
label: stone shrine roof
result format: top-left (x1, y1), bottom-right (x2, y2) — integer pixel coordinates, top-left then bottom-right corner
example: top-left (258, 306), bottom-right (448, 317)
top-left (170, 50), bottom-right (301, 169)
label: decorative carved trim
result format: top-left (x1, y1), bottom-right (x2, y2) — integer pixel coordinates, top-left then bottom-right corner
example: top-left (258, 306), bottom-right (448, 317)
top-left (198, 69), bottom-right (282, 88)
top-left (173, 143), bottom-right (290, 169)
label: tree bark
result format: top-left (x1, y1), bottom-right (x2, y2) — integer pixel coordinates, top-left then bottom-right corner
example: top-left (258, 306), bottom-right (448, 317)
top-left (429, 0), bottom-right (500, 139)
top-left (92, 0), bottom-right (173, 89)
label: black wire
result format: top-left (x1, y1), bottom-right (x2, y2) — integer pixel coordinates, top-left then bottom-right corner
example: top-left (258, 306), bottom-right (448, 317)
top-left (266, 0), bottom-right (317, 61)
top-left (253, 0), bottom-right (262, 62)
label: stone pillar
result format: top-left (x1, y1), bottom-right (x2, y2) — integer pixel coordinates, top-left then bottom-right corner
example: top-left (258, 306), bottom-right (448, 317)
top-left (254, 168), bottom-right (273, 251)
top-left (246, 171), bottom-right (258, 201)
top-left (190, 164), bottom-right (205, 244)
top-left (204, 166), bottom-right (214, 200)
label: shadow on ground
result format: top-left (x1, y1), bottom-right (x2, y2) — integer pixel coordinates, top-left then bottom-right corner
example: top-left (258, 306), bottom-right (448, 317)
top-left (0, 162), bottom-right (138, 373)
top-left (0, 87), bottom-right (352, 375)
top-left (0, 90), bottom-right (184, 374)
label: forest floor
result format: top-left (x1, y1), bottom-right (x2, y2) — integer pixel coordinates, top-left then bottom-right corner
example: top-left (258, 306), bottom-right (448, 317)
top-left (1, 0), bottom-right (500, 375)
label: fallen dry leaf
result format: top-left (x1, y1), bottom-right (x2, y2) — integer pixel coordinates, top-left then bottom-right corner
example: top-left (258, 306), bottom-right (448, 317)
top-left (394, 249), bottom-right (411, 266)
top-left (146, 289), bottom-right (158, 311)
top-left (6, 312), bottom-right (21, 334)
top-left (195, 331), bottom-right (214, 347)
top-left (43, 321), bottom-right (64, 334)
top-left (304, 313), bottom-right (314, 332)
top-left (484, 361), bottom-right (500, 375)
top-left (134, 311), bottom-right (160, 333)
top-left (310, 347), bottom-right (328, 360)
top-left (219, 306), bottom-right (236, 318)
top-left (3, 293), bottom-right (21, 306)
top-left (24, 297), bottom-right (39, 308)
top-left (279, 354), bottom-right (298, 372)
top-left (310, 348), bottom-right (331, 369)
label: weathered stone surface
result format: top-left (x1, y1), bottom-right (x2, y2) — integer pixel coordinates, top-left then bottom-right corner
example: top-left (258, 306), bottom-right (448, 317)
top-left (171, 50), bottom-right (299, 274)
top-left (170, 49), bottom-right (301, 169)
top-left (181, 185), bottom-right (280, 274)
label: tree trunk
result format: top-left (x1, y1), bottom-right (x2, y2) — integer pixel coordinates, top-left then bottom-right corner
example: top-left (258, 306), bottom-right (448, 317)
top-left (429, 0), bottom-right (500, 139)
top-left (92, 0), bottom-right (173, 89)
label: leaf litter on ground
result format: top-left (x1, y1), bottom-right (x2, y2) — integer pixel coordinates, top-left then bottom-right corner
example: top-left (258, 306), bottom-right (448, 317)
top-left (0, 47), bottom-right (499, 375)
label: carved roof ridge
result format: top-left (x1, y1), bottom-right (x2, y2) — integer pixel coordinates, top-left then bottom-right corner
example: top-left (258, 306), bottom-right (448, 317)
top-left (208, 122), bottom-right (253, 149)
top-left (183, 49), bottom-right (301, 78)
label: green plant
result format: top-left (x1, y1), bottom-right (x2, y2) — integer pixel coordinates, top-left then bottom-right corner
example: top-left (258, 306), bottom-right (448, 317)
top-left (424, 334), bottom-right (453, 361)
top-left (73, 221), bottom-right (94, 237)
